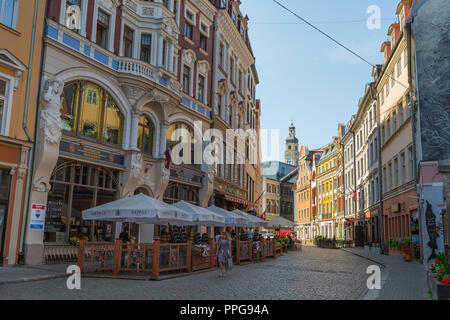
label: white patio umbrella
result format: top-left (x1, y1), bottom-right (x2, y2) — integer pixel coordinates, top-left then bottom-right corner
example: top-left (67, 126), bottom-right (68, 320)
top-left (266, 216), bottom-right (296, 229)
top-left (173, 201), bottom-right (225, 226)
top-left (82, 193), bottom-right (195, 225)
top-left (206, 205), bottom-right (249, 227)
top-left (232, 210), bottom-right (268, 228)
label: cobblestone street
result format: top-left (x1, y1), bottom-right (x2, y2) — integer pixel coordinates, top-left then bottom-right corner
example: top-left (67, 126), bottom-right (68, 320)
top-left (0, 247), bottom-right (375, 300)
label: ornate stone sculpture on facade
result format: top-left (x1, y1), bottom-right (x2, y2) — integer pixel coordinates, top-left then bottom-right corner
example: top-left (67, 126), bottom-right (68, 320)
top-left (40, 79), bottom-right (64, 145)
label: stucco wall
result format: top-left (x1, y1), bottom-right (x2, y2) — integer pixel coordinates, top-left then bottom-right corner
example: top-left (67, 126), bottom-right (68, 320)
top-left (413, 0), bottom-right (450, 162)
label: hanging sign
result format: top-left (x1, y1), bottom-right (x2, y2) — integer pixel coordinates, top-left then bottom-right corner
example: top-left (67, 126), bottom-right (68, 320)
top-left (30, 204), bottom-right (46, 230)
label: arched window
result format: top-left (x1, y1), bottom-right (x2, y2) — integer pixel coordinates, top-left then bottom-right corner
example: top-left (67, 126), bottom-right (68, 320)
top-left (166, 122), bottom-right (199, 168)
top-left (61, 81), bottom-right (123, 145)
top-left (137, 115), bottom-right (154, 155)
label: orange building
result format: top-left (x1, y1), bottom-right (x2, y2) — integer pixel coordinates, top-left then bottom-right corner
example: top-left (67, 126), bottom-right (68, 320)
top-left (295, 145), bottom-right (322, 243)
top-left (0, 0), bottom-right (46, 265)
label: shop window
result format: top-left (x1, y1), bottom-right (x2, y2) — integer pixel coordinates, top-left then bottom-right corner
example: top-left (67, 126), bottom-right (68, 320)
top-left (46, 161), bottom-right (119, 243)
top-left (60, 81), bottom-right (124, 146)
top-left (137, 115), bottom-right (154, 155)
top-left (163, 182), bottom-right (199, 205)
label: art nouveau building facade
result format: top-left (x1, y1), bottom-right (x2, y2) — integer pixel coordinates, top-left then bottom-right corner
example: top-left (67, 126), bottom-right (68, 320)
top-left (20, 0), bottom-right (261, 265)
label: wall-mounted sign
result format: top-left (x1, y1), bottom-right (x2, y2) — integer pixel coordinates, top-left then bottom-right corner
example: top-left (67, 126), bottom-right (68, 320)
top-left (169, 166), bottom-right (203, 187)
top-left (60, 139), bottom-right (125, 167)
top-left (391, 203), bottom-right (401, 213)
top-left (30, 204), bottom-right (46, 230)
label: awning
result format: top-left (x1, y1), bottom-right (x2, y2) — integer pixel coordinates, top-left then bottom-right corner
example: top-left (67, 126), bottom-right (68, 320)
top-left (82, 193), bottom-right (195, 226)
top-left (232, 210), bottom-right (268, 228)
top-left (206, 205), bottom-right (249, 227)
top-left (345, 218), bottom-right (355, 223)
top-left (173, 201), bottom-right (225, 226)
top-left (216, 190), bottom-right (256, 208)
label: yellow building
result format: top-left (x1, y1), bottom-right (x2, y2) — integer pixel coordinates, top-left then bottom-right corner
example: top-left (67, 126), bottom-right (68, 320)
top-left (316, 137), bottom-right (339, 238)
top-left (0, 0), bottom-right (46, 265)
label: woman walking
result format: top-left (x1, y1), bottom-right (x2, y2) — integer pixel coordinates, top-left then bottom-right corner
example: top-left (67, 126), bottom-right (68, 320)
top-left (216, 232), bottom-right (232, 277)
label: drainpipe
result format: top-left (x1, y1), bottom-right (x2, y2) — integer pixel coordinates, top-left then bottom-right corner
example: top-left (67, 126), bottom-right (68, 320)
top-left (18, 0), bottom-right (46, 264)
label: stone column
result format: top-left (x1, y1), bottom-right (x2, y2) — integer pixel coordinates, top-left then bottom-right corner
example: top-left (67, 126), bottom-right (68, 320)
top-left (160, 120), bottom-right (169, 157)
top-left (130, 111), bottom-right (140, 151)
top-left (157, 32), bottom-right (164, 67)
top-left (168, 42), bottom-right (174, 73)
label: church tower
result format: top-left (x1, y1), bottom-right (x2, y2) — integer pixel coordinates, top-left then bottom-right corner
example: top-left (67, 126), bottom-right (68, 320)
top-left (284, 118), bottom-right (299, 166)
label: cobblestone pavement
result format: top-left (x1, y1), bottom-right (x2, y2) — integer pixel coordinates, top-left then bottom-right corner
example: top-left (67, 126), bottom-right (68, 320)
top-left (342, 247), bottom-right (430, 300)
top-left (0, 247), bottom-right (373, 300)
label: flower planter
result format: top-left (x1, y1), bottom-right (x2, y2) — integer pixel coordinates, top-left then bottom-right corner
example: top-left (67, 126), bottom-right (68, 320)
top-left (191, 253), bottom-right (212, 271)
top-left (428, 270), bottom-right (450, 300)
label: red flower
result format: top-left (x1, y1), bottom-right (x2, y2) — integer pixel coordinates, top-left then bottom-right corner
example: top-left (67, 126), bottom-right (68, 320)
top-left (435, 260), bottom-right (441, 264)
top-left (431, 263), bottom-right (435, 267)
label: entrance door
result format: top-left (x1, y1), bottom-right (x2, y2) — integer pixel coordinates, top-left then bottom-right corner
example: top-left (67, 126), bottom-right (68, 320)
top-left (355, 225), bottom-right (364, 247)
top-left (0, 168), bottom-right (12, 265)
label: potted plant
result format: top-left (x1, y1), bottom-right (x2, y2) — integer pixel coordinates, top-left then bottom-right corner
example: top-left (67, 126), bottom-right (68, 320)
top-left (428, 253), bottom-right (450, 300)
top-left (401, 238), bottom-right (411, 262)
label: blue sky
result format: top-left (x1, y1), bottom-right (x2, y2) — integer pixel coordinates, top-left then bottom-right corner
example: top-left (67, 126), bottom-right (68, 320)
top-left (239, 0), bottom-right (399, 162)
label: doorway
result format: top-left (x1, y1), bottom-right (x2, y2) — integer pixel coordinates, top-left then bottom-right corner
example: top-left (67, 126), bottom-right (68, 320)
top-left (0, 168), bottom-right (12, 265)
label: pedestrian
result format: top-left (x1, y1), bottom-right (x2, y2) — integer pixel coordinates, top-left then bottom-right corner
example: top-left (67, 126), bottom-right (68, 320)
top-left (216, 231), bottom-right (232, 277)
top-left (119, 225), bottom-right (129, 243)
top-left (215, 232), bottom-right (221, 242)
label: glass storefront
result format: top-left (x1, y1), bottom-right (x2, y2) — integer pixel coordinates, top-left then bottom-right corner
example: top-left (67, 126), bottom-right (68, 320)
top-left (0, 168), bottom-right (12, 264)
top-left (44, 159), bottom-right (119, 243)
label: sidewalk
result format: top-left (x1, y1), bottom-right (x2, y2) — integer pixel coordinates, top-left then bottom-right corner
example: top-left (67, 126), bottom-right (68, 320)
top-left (342, 247), bottom-right (430, 300)
top-left (0, 264), bottom-right (70, 285)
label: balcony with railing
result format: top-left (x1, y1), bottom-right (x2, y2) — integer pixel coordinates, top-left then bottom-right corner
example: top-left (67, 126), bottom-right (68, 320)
top-left (45, 18), bottom-right (181, 95)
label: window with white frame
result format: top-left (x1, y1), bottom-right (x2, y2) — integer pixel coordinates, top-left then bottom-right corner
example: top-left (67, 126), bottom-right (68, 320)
top-left (122, 25), bottom-right (134, 58)
top-left (184, 8), bottom-right (195, 41)
top-left (199, 22), bottom-right (208, 51)
top-left (0, 76), bottom-right (13, 136)
top-left (0, 78), bottom-right (7, 133)
top-left (96, 9), bottom-right (110, 49)
top-left (197, 74), bottom-right (205, 103)
top-left (182, 65), bottom-right (191, 95)
top-left (140, 34), bottom-right (152, 64)
top-left (0, 0), bottom-right (19, 29)
top-left (219, 42), bottom-right (225, 68)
